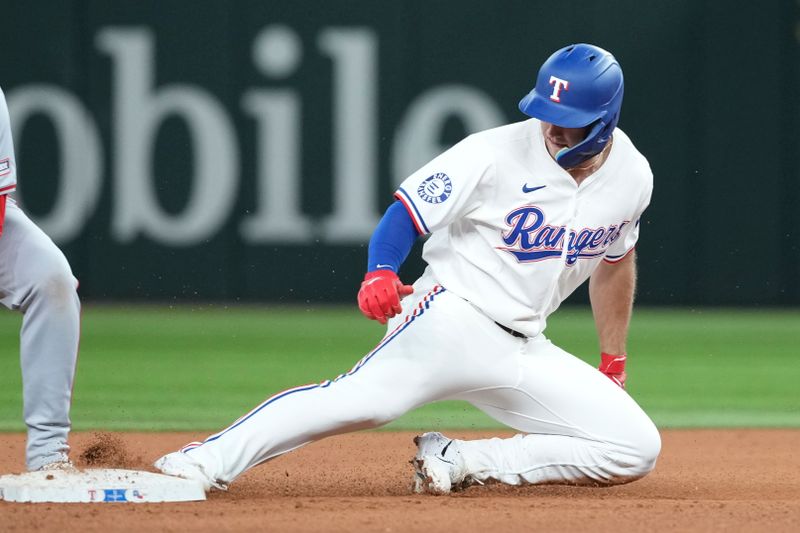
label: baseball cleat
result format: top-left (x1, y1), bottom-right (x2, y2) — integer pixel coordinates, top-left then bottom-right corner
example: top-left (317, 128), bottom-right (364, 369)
top-left (37, 459), bottom-right (76, 472)
top-left (153, 451), bottom-right (227, 491)
top-left (411, 432), bottom-right (471, 495)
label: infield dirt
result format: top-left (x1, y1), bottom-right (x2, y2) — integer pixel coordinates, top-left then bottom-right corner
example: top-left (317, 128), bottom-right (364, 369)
top-left (1, 429), bottom-right (798, 532)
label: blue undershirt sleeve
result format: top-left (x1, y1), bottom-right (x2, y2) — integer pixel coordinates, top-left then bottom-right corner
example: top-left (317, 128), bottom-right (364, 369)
top-left (367, 200), bottom-right (421, 273)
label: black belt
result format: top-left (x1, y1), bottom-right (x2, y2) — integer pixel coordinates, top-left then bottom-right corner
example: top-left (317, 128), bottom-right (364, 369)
top-left (495, 322), bottom-right (526, 338)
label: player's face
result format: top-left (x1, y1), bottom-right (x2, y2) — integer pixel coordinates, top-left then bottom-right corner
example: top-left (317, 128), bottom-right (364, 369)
top-left (541, 122), bottom-right (590, 160)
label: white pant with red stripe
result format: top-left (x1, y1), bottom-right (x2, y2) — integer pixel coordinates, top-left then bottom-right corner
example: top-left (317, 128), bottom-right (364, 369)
top-left (181, 269), bottom-right (660, 487)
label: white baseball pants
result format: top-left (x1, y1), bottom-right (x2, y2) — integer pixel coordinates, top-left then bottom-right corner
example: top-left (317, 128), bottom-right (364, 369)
top-left (184, 268), bottom-right (660, 487)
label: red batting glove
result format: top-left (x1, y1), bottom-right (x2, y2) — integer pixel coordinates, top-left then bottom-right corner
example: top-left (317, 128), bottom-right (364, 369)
top-left (599, 352), bottom-right (627, 388)
top-left (357, 270), bottom-right (414, 325)
top-left (0, 195), bottom-right (6, 238)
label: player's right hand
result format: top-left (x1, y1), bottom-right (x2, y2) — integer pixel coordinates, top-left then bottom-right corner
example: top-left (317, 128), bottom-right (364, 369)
top-left (357, 270), bottom-right (414, 324)
top-left (598, 352), bottom-right (627, 388)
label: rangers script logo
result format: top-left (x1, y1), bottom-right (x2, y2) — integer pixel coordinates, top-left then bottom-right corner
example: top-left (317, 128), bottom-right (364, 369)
top-left (498, 205), bottom-right (628, 265)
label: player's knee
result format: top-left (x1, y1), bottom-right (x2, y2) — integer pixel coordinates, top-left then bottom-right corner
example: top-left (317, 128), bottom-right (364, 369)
top-left (30, 263), bottom-right (80, 312)
top-left (620, 423), bottom-right (661, 480)
top-left (641, 423), bottom-right (662, 469)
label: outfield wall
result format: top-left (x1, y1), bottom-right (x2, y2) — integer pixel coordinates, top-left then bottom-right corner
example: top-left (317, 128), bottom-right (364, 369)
top-left (1, 0), bottom-right (797, 305)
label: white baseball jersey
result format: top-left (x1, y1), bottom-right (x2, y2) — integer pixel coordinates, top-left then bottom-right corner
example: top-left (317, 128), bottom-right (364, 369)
top-left (0, 88), bottom-right (17, 196)
top-left (395, 118), bottom-right (653, 337)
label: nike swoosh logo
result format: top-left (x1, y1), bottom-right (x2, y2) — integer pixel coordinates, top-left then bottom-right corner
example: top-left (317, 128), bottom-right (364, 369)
top-left (441, 440), bottom-right (453, 456)
top-left (522, 184), bottom-right (547, 193)
top-left (376, 264), bottom-right (393, 269)
top-left (438, 439), bottom-right (456, 465)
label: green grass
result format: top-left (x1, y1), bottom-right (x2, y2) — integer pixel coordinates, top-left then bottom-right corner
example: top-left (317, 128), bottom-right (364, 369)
top-left (0, 306), bottom-right (797, 432)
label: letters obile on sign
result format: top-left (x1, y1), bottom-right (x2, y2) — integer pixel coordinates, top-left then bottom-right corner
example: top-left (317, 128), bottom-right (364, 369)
top-left (6, 26), bottom-right (506, 246)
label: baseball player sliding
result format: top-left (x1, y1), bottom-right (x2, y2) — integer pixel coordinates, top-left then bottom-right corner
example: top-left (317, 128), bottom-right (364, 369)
top-left (156, 43), bottom-right (660, 493)
top-left (0, 87), bottom-right (81, 471)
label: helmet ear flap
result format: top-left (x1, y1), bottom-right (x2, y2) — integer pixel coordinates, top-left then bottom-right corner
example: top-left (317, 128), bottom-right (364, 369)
top-left (598, 110), bottom-right (619, 143)
top-left (554, 119), bottom-right (608, 168)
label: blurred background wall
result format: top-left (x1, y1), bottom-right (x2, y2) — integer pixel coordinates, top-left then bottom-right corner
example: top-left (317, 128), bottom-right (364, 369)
top-left (0, 0), bottom-right (797, 305)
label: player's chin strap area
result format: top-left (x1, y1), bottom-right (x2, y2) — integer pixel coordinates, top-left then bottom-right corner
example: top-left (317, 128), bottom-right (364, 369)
top-left (554, 120), bottom-right (609, 169)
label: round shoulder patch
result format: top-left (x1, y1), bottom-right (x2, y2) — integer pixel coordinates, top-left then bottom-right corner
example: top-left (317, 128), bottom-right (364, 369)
top-left (416, 173), bottom-right (453, 204)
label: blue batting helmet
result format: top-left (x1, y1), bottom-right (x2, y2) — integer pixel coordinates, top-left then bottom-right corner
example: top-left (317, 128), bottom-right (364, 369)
top-left (519, 43), bottom-right (624, 169)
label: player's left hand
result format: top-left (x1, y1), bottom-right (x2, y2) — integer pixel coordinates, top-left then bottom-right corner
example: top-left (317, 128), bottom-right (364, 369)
top-left (598, 352), bottom-right (627, 388)
top-left (357, 270), bottom-right (414, 325)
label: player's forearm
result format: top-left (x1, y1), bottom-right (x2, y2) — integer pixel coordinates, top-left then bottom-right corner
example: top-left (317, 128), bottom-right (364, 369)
top-left (589, 251), bottom-right (637, 354)
top-left (358, 201), bottom-right (419, 323)
top-left (366, 201), bottom-right (420, 273)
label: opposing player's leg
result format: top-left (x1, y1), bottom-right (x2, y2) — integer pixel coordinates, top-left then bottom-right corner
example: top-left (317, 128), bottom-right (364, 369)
top-left (155, 273), bottom-right (524, 489)
top-left (424, 335), bottom-right (660, 490)
top-left (0, 199), bottom-right (81, 470)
